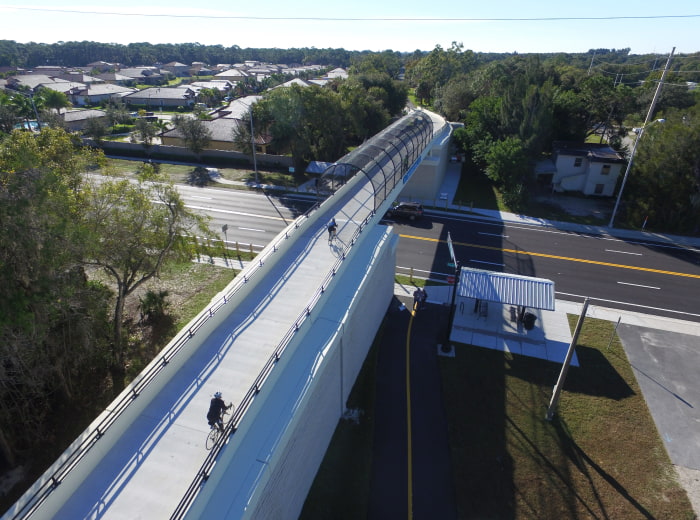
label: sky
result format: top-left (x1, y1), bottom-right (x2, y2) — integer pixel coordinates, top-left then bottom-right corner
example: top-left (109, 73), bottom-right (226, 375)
top-left (1, 1), bottom-right (698, 56)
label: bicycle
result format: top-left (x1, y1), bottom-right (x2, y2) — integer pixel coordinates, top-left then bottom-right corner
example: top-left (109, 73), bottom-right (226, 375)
top-left (205, 406), bottom-right (232, 451)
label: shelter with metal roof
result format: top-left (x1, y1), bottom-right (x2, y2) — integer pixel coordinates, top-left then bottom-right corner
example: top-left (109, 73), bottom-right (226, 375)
top-left (457, 267), bottom-right (555, 319)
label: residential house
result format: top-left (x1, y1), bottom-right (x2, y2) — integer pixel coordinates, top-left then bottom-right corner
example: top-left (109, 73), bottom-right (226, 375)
top-left (159, 118), bottom-right (251, 152)
top-left (190, 62), bottom-right (215, 76)
top-left (271, 78), bottom-right (311, 90)
top-left (214, 68), bottom-right (249, 83)
top-left (193, 66), bottom-right (215, 76)
top-left (39, 81), bottom-right (87, 99)
top-left (56, 73), bottom-right (102, 85)
top-left (190, 80), bottom-right (233, 93)
top-left (161, 94), bottom-right (271, 153)
top-left (32, 65), bottom-right (68, 76)
top-left (72, 83), bottom-right (137, 106)
top-left (60, 109), bottom-right (107, 132)
top-left (95, 72), bottom-right (137, 86)
top-left (161, 61), bottom-right (190, 77)
top-left (122, 86), bottom-right (196, 108)
top-left (536, 142), bottom-right (625, 197)
top-left (325, 68), bottom-right (348, 80)
top-left (6, 74), bottom-right (70, 91)
top-left (216, 95), bottom-right (262, 120)
top-left (86, 61), bottom-right (121, 73)
top-left (117, 67), bottom-right (164, 85)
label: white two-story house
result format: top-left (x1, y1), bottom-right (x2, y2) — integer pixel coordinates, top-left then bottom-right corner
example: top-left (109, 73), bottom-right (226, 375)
top-left (535, 141), bottom-right (626, 196)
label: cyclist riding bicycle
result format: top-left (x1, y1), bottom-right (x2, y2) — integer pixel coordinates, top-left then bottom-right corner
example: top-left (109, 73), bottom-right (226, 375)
top-left (327, 218), bottom-right (337, 242)
top-left (207, 391), bottom-right (232, 432)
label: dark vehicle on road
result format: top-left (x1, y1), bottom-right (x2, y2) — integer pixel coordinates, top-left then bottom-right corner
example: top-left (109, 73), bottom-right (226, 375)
top-left (385, 202), bottom-right (424, 221)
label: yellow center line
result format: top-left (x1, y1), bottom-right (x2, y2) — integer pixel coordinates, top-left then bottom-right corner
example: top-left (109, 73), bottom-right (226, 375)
top-left (406, 308), bottom-right (415, 519)
top-left (399, 234), bottom-right (700, 279)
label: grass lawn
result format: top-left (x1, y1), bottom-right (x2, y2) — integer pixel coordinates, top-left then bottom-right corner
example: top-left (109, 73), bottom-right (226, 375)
top-left (102, 158), bottom-right (308, 190)
top-left (450, 161), bottom-right (610, 226)
top-left (302, 310), bottom-right (694, 519)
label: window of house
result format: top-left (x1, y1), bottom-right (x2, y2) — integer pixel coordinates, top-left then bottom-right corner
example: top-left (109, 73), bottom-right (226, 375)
top-left (594, 183), bottom-right (604, 194)
top-left (601, 164), bottom-right (611, 175)
top-left (574, 157), bottom-right (583, 167)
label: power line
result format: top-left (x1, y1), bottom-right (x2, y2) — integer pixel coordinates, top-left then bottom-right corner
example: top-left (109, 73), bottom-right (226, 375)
top-left (3, 5), bottom-right (700, 22)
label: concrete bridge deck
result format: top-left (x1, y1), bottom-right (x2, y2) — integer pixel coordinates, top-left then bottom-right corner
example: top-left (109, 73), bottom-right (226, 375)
top-left (4, 110), bottom-right (447, 520)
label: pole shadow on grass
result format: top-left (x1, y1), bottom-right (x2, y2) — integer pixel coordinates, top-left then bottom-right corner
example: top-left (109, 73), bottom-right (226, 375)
top-left (551, 417), bottom-right (656, 520)
top-left (506, 345), bottom-right (635, 400)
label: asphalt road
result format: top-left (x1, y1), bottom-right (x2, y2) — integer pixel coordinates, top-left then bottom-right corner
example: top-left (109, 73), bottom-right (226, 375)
top-left (175, 185), bottom-right (315, 251)
top-left (177, 188), bottom-right (700, 322)
top-left (390, 211), bottom-right (700, 322)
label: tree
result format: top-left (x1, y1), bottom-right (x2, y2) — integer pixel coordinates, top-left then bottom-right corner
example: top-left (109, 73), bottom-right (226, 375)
top-left (172, 114), bottom-right (211, 159)
top-left (484, 137), bottom-right (530, 189)
top-left (36, 87), bottom-right (71, 114)
top-left (81, 166), bottom-right (211, 384)
top-left (349, 50), bottom-right (403, 79)
top-left (0, 101), bottom-right (21, 134)
top-left (0, 128), bottom-right (111, 464)
top-left (254, 85), bottom-right (347, 171)
top-left (622, 106), bottom-right (700, 233)
top-left (196, 87), bottom-right (221, 108)
top-left (406, 42), bottom-right (477, 104)
top-left (105, 101), bottom-right (132, 126)
top-left (338, 79), bottom-right (390, 142)
top-left (133, 117), bottom-right (158, 153)
top-left (433, 74), bottom-right (475, 121)
top-left (85, 116), bottom-right (108, 144)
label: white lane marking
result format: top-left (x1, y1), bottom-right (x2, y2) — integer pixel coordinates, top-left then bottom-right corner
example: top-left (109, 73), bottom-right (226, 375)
top-left (478, 232), bottom-right (509, 238)
top-left (396, 266), bottom-right (433, 275)
top-left (557, 291), bottom-right (700, 319)
top-left (617, 281), bottom-right (660, 290)
top-left (238, 227), bottom-right (266, 233)
top-left (470, 259), bottom-right (505, 267)
top-left (606, 249), bottom-right (643, 256)
top-left (184, 204), bottom-right (287, 221)
top-left (434, 214), bottom-right (700, 253)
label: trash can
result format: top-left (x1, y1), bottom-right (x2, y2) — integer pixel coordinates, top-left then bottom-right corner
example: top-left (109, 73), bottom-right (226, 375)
top-left (523, 312), bottom-right (537, 330)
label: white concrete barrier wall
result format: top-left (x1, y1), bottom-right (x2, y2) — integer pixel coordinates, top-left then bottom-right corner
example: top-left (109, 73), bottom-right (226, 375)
top-left (245, 228), bottom-right (397, 519)
top-left (180, 226), bottom-right (397, 519)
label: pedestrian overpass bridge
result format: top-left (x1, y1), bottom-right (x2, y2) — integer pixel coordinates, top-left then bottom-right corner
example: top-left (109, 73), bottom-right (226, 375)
top-left (4, 110), bottom-right (453, 520)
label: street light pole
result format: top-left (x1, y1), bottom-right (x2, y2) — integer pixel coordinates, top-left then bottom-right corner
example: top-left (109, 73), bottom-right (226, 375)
top-left (249, 103), bottom-right (259, 185)
top-left (608, 47), bottom-right (675, 228)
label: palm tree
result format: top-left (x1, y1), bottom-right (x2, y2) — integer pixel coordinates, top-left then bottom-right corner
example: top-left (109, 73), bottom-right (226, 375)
top-left (37, 87), bottom-right (72, 114)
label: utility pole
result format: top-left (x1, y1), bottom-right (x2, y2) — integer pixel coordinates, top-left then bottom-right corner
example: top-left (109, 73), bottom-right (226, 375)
top-left (249, 103), bottom-right (259, 185)
top-left (608, 46), bottom-right (675, 229)
top-left (546, 298), bottom-right (590, 421)
top-left (587, 50), bottom-right (596, 75)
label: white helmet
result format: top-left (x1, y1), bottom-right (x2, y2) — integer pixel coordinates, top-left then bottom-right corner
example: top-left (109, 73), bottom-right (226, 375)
top-left (214, 391), bottom-right (222, 399)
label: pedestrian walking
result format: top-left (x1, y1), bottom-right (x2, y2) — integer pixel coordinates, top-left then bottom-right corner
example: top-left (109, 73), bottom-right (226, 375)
top-left (413, 287), bottom-right (421, 311)
top-left (420, 287), bottom-right (428, 310)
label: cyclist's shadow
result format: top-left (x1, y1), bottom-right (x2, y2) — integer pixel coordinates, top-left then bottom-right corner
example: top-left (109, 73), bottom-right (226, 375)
top-left (329, 237), bottom-right (346, 255)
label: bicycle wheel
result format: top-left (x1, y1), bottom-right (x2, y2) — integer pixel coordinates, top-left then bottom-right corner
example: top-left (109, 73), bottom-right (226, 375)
top-left (205, 427), bottom-right (220, 451)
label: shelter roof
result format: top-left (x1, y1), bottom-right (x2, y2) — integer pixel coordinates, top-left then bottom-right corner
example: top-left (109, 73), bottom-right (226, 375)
top-left (457, 267), bottom-right (555, 311)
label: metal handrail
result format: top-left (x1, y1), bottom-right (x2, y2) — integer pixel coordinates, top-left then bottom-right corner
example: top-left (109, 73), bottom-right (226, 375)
top-left (11, 112), bottom-right (440, 520)
top-left (169, 210), bottom-right (374, 520)
top-left (8, 203), bottom-right (319, 520)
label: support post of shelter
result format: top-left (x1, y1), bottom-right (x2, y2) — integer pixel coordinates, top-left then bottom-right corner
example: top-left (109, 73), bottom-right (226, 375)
top-left (445, 262), bottom-right (460, 344)
top-left (546, 297), bottom-right (589, 421)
